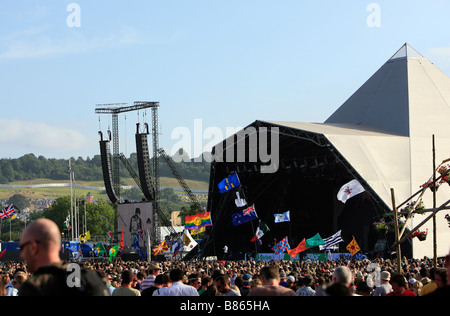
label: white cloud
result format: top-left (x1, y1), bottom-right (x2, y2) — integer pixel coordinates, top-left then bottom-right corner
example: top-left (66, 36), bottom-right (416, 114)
top-left (0, 25), bottom-right (140, 60)
top-left (0, 119), bottom-right (89, 158)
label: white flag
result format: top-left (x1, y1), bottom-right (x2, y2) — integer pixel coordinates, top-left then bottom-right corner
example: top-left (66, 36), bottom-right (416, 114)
top-left (337, 180), bottom-right (365, 203)
top-left (274, 211), bottom-right (290, 223)
top-left (182, 229), bottom-right (197, 251)
top-left (235, 192), bottom-right (247, 207)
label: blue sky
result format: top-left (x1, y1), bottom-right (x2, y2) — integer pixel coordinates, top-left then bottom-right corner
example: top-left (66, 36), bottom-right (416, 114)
top-left (1, 1), bottom-right (450, 159)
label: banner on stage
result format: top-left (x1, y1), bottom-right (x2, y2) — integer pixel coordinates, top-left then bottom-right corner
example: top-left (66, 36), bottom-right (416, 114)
top-left (254, 252), bottom-right (368, 262)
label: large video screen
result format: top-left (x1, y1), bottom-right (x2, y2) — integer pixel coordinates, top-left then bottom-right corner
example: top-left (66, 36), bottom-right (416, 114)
top-left (117, 202), bottom-right (153, 252)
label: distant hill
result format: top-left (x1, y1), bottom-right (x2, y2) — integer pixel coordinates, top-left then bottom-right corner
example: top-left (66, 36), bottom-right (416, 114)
top-left (0, 152), bottom-right (211, 184)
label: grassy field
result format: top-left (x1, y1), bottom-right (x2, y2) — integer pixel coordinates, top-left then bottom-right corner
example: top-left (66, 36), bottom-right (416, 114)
top-left (0, 177), bottom-right (209, 201)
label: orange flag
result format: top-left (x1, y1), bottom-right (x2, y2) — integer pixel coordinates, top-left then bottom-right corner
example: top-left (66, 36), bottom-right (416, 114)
top-left (119, 228), bottom-right (124, 250)
top-left (346, 236), bottom-right (361, 256)
top-left (287, 238), bottom-right (309, 258)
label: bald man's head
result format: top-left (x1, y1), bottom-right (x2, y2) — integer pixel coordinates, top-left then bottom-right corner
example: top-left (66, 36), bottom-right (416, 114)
top-left (20, 218), bottom-right (62, 272)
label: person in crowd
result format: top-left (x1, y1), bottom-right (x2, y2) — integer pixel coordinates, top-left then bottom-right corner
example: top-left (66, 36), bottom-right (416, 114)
top-left (215, 274), bottom-right (240, 296)
top-left (161, 268), bottom-right (199, 296)
top-left (248, 265), bottom-right (297, 296)
top-left (386, 274), bottom-right (417, 296)
top-left (426, 249), bottom-right (450, 296)
top-left (140, 263), bottom-right (161, 292)
top-left (18, 218), bottom-right (109, 296)
top-left (373, 271), bottom-right (392, 296)
top-left (239, 274), bottom-right (252, 296)
top-left (112, 270), bottom-right (141, 296)
top-left (296, 275), bottom-right (316, 296)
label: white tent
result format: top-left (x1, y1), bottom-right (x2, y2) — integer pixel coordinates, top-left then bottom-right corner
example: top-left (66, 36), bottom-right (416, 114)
top-left (267, 43), bottom-right (450, 258)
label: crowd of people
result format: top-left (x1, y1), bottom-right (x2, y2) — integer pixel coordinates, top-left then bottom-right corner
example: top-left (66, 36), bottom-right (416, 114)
top-left (0, 218), bottom-right (449, 296)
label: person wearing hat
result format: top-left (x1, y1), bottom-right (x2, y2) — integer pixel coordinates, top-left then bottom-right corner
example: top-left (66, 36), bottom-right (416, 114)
top-left (373, 271), bottom-right (392, 296)
top-left (239, 274), bottom-right (252, 296)
top-left (140, 263), bottom-right (161, 292)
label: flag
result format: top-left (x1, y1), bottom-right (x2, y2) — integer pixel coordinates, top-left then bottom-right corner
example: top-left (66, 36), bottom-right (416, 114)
top-left (64, 214), bottom-right (71, 230)
top-left (109, 244), bottom-right (119, 262)
top-left (319, 230), bottom-right (344, 250)
top-left (79, 231), bottom-right (91, 242)
top-left (0, 248), bottom-right (5, 258)
top-left (218, 173), bottom-right (241, 194)
top-left (235, 191), bottom-right (247, 207)
top-left (172, 240), bottom-right (182, 257)
top-left (93, 242), bottom-right (106, 256)
top-left (191, 227), bottom-right (206, 236)
top-left (106, 226), bottom-right (113, 240)
top-left (183, 229), bottom-right (197, 250)
top-left (287, 238), bottom-right (309, 258)
top-left (137, 227), bottom-right (144, 240)
top-left (337, 179), bottom-right (365, 203)
top-left (274, 211), bottom-right (290, 223)
top-left (153, 240), bottom-right (169, 255)
top-left (305, 233), bottom-right (326, 248)
top-left (0, 205), bottom-right (16, 220)
top-left (232, 204), bottom-right (258, 226)
top-left (119, 228), bottom-right (124, 251)
top-left (346, 236), bottom-right (361, 256)
top-left (272, 236), bottom-right (290, 255)
top-left (185, 212), bottom-right (212, 230)
top-left (250, 221), bottom-right (270, 242)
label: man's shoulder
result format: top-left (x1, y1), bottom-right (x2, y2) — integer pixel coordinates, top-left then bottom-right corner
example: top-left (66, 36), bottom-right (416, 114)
top-left (249, 285), bottom-right (297, 296)
top-left (19, 262), bottom-right (109, 296)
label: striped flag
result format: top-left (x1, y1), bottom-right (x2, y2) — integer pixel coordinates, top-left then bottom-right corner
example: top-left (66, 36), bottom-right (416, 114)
top-left (319, 230), bottom-right (344, 250)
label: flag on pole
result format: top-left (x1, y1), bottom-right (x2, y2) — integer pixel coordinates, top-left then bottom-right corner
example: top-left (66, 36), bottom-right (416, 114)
top-left (0, 205), bottom-right (16, 220)
top-left (185, 212), bottom-right (212, 230)
top-left (250, 221), bottom-right (270, 242)
top-left (172, 239), bottom-right (182, 258)
top-left (64, 213), bottom-right (71, 230)
top-left (235, 191), bottom-right (247, 207)
top-left (232, 204), bottom-right (258, 226)
top-left (119, 228), bottom-right (124, 251)
top-left (272, 236), bottom-right (290, 255)
top-left (153, 240), bottom-right (169, 255)
top-left (106, 226), bottom-right (113, 240)
top-left (287, 238), bottom-right (309, 258)
top-left (319, 230), bottom-right (344, 250)
top-left (93, 242), bottom-right (106, 256)
top-left (182, 229), bottom-right (198, 250)
top-left (305, 233), bottom-right (326, 248)
top-left (109, 245), bottom-right (119, 262)
top-left (346, 236), bottom-right (361, 256)
top-left (79, 231), bottom-right (91, 242)
top-left (274, 211), bottom-right (290, 223)
top-left (218, 173), bottom-right (241, 194)
top-left (337, 179), bottom-right (365, 203)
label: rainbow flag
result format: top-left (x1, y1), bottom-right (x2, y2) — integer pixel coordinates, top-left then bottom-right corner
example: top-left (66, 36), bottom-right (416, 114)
top-left (185, 212), bottom-right (212, 230)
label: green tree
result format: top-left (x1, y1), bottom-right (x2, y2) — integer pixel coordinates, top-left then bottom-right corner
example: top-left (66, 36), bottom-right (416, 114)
top-left (8, 194), bottom-right (30, 210)
top-left (39, 196), bottom-right (116, 237)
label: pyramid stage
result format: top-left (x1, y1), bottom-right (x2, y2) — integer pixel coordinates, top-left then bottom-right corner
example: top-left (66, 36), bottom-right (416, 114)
top-left (198, 44), bottom-right (450, 260)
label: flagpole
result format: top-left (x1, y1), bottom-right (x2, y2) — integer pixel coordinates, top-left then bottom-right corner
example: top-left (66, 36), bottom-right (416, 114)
top-left (390, 188), bottom-right (402, 275)
top-left (250, 221), bottom-right (258, 255)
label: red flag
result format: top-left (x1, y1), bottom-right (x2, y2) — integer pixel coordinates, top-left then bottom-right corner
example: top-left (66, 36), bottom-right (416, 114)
top-left (0, 248), bottom-right (6, 258)
top-left (119, 228), bottom-right (124, 251)
top-left (287, 238), bottom-right (309, 258)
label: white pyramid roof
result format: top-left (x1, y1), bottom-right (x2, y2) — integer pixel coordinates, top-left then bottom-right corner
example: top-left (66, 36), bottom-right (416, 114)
top-left (268, 43), bottom-right (450, 258)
